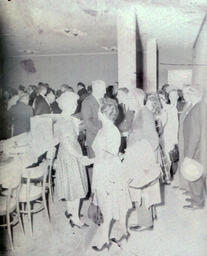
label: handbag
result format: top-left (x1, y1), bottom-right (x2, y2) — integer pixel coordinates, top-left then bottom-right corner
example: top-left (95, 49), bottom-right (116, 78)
top-left (169, 144), bottom-right (179, 162)
top-left (87, 193), bottom-right (103, 226)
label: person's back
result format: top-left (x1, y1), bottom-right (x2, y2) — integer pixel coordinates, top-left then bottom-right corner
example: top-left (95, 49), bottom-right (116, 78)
top-left (9, 96), bottom-right (33, 136)
top-left (34, 84), bottom-right (51, 115)
top-left (81, 80), bottom-right (106, 158)
top-left (75, 87), bottom-right (89, 113)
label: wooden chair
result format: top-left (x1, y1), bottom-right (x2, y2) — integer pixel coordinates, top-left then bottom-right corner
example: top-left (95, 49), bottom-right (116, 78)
top-left (17, 161), bottom-right (51, 236)
top-left (45, 148), bottom-right (57, 204)
top-left (0, 178), bottom-right (23, 251)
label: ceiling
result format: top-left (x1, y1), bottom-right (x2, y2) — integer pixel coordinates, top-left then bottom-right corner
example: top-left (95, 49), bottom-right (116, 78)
top-left (0, 0), bottom-right (207, 64)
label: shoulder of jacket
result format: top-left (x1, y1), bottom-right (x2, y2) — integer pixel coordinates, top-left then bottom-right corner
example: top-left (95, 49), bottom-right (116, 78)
top-left (83, 95), bottom-right (93, 104)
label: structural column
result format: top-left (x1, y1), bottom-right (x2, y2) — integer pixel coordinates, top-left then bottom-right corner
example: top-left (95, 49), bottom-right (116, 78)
top-left (192, 14), bottom-right (207, 89)
top-left (117, 8), bottom-right (136, 89)
top-left (143, 38), bottom-right (158, 93)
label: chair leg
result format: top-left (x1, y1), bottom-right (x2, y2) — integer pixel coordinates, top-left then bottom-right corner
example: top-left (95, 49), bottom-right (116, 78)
top-left (49, 180), bottom-right (54, 204)
top-left (3, 216), bottom-right (6, 230)
top-left (152, 206), bottom-right (157, 220)
top-left (22, 203), bottom-right (26, 232)
top-left (16, 202), bottom-right (24, 235)
top-left (26, 201), bottom-right (33, 237)
top-left (42, 191), bottom-right (50, 223)
top-left (6, 213), bottom-right (14, 251)
top-left (49, 169), bottom-right (54, 204)
top-left (48, 179), bottom-right (52, 206)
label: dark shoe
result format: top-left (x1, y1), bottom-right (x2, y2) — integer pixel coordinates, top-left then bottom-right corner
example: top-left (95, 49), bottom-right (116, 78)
top-left (92, 242), bottom-right (110, 251)
top-left (172, 185), bottom-right (179, 189)
top-left (129, 225), bottom-right (140, 231)
top-left (65, 211), bottom-right (72, 219)
top-left (129, 225), bottom-right (153, 232)
top-left (183, 203), bottom-right (204, 210)
top-left (69, 219), bottom-right (88, 229)
top-left (110, 238), bottom-right (121, 248)
top-left (110, 231), bottom-right (130, 244)
top-left (185, 198), bottom-right (193, 203)
top-left (69, 219), bottom-right (75, 228)
top-left (183, 191), bottom-right (191, 196)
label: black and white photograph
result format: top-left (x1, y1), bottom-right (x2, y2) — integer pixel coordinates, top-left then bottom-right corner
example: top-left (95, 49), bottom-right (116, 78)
top-left (0, 0), bottom-right (206, 255)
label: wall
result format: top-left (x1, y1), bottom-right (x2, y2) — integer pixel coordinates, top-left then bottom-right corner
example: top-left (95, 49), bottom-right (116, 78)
top-left (3, 53), bottom-right (118, 90)
top-left (168, 69), bottom-right (192, 89)
top-left (159, 66), bottom-right (192, 89)
top-left (158, 47), bottom-right (193, 89)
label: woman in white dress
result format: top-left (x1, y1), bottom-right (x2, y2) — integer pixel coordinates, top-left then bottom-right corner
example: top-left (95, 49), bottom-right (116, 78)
top-left (158, 90), bottom-right (179, 183)
top-left (164, 90), bottom-right (179, 157)
top-left (117, 88), bottom-right (161, 232)
top-left (89, 98), bottom-right (131, 251)
top-left (54, 91), bottom-right (88, 228)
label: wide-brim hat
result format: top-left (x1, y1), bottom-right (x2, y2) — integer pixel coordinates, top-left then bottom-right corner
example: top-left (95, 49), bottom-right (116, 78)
top-left (181, 157), bottom-right (203, 182)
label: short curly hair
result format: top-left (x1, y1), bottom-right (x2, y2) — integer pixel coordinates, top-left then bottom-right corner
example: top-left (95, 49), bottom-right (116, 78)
top-left (100, 98), bottom-right (119, 122)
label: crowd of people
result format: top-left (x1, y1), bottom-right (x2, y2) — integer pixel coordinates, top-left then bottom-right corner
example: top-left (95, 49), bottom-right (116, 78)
top-left (0, 79), bottom-right (206, 252)
top-left (0, 82), bottom-right (90, 138)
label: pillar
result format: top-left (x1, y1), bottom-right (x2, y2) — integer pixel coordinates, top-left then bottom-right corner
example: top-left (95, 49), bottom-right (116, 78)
top-left (192, 15), bottom-right (207, 89)
top-left (117, 8), bottom-right (136, 89)
top-left (143, 38), bottom-right (158, 93)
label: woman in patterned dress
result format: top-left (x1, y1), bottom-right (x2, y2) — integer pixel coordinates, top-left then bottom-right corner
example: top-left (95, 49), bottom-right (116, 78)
top-left (54, 91), bottom-right (88, 228)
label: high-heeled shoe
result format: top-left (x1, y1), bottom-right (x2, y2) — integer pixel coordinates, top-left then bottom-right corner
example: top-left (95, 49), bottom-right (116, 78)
top-left (92, 242), bottom-right (110, 252)
top-left (129, 225), bottom-right (153, 232)
top-left (69, 218), bottom-right (88, 229)
top-left (110, 231), bottom-right (130, 245)
top-left (110, 238), bottom-right (121, 248)
top-left (65, 211), bottom-right (72, 219)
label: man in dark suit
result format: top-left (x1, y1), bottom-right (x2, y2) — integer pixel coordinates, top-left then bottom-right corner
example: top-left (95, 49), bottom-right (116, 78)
top-left (8, 94), bottom-right (33, 136)
top-left (28, 85), bottom-right (37, 107)
top-left (75, 82), bottom-right (89, 114)
top-left (45, 88), bottom-right (62, 114)
top-left (81, 80), bottom-right (106, 158)
top-left (181, 87), bottom-right (206, 209)
top-left (34, 84), bottom-right (51, 115)
top-left (81, 80), bottom-right (106, 198)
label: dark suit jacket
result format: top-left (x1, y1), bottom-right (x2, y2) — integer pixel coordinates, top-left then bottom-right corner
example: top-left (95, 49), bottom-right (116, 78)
top-left (182, 101), bottom-right (207, 178)
top-left (9, 102), bottom-right (33, 136)
top-left (28, 91), bottom-right (37, 107)
top-left (183, 102), bottom-right (201, 161)
top-left (75, 88), bottom-right (89, 114)
top-left (81, 94), bottom-right (102, 158)
top-left (117, 104), bottom-right (135, 133)
top-left (34, 95), bottom-right (51, 115)
top-left (50, 101), bottom-right (62, 114)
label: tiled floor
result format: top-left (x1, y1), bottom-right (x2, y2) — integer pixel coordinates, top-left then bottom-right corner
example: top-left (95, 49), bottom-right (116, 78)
top-left (1, 184), bottom-right (207, 256)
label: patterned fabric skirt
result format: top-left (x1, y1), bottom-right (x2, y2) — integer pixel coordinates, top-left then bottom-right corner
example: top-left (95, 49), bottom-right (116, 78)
top-left (55, 146), bottom-right (88, 201)
top-left (158, 144), bottom-right (171, 183)
top-left (92, 157), bottom-right (131, 221)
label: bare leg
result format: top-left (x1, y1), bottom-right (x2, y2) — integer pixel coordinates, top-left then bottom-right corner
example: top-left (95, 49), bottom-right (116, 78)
top-left (130, 199), bottom-right (153, 231)
top-left (91, 192), bottom-right (111, 248)
top-left (66, 199), bottom-right (84, 226)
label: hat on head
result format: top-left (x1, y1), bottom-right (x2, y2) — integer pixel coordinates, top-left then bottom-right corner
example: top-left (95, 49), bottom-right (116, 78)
top-left (181, 157), bottom-right (203, 182)
top-left (91, 80), bottom-right (106, 89)
top-left (56, 91), bottom-right (78, 113)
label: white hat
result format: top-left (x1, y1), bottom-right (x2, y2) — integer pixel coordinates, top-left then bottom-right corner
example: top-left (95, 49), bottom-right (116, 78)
top-left (181, 157), bottom-right (203, 182)
top-left (91, 80), bottom-right (106, 89)
top-left (56, 91), bottom-right (78, 113)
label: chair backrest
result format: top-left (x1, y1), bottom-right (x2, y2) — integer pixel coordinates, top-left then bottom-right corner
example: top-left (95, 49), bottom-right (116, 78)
top-left (2, 175), bottom-right (21, 214)
top-left (22, 162), bottom-right (46, 180)
top-left (20, 161), bottom-right (49, 201)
